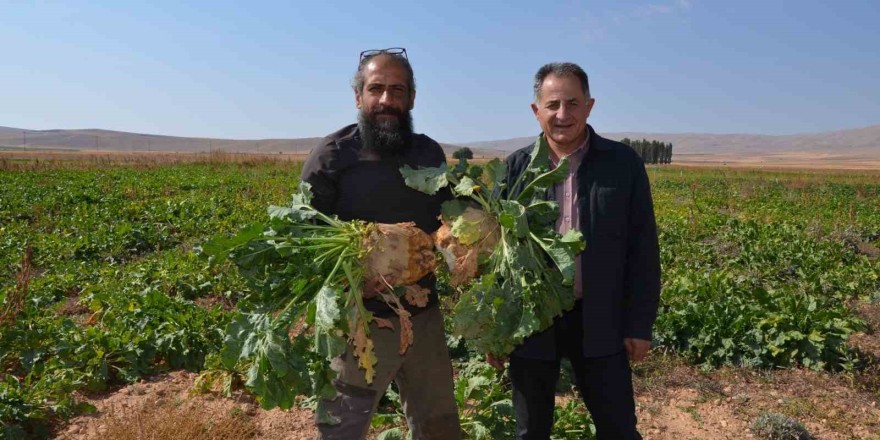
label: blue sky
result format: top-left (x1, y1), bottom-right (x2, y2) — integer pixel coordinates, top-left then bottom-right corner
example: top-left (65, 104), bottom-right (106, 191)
top-left (2, 1), bottom-right (879, 143)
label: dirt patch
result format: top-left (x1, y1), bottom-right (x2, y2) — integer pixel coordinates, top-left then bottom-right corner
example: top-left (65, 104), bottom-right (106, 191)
top-left (850, 332), bottom-right (880, 360)
top-left (856, 301), bottom-right (880, 330)
top-left (54, 355), bottom-right (880, 439)
top-left (56, 371), bottom-right (318, 440)
top-left (850, 301), bottom-right (880, 364)
top-left (857, 241), bottom-right (880, 259)
top-left (193, 294), bottom-right (236, 312)
top-left (55, 294), bottom-right (91, 325)
top-left (638, 388), bottom-right (751, 439)
top-left (632, 356), bottom-right (880, 439)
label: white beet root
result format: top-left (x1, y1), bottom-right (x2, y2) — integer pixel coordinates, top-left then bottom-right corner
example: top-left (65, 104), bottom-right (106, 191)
top-left (433, 207), bottom-right (500, 287)
top-left (362, 223), bottom-right (436, 296)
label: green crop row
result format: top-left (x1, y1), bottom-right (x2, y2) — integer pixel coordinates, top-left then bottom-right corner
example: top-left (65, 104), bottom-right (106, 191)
top-left (1, 162), bottom-right (300, 438)
top-left (1, 162), bottom-right (878, 438)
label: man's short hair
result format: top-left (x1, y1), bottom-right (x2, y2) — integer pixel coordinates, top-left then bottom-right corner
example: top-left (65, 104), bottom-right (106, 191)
top-left (533, 62), bottom-right (590, 101)
top-left (352, 53), bottom-right (416, 97)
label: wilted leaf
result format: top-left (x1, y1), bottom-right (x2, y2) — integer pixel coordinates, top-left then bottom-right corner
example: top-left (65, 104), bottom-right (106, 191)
top-left (403, 285), bottom-right (430, 307)
top-left (398, 311), bottom-right (414, 355)
top-left (351, 317), bottom-right (377, 384)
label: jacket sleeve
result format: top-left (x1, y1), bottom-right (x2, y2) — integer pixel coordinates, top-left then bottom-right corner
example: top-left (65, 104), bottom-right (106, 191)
top-left (622, 157), bottom-right (661, 341)
top-left (501, 146), bottom-right (531, 199)
top-left (300, 140), bottom-right (338, 215)
top-left (500, 152), bottom-right (517, 199)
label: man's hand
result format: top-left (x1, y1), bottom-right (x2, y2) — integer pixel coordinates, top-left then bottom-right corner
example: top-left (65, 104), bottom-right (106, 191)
top-left (486, 353), bottom-right (507, 371)
top-left (624, 338), bottom-right (651, 362)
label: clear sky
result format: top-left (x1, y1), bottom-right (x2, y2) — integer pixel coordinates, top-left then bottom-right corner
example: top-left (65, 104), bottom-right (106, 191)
top-left (2, 1), bottom-right (879, 143)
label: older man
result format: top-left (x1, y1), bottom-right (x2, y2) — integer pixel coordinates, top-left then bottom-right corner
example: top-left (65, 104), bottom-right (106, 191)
top-left (301, 48), bottom-right (461, 440)
top-left (496, 62), bottom-right (661, 440)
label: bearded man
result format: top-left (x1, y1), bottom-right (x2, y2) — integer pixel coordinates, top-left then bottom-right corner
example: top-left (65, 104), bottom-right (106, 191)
top-left (300, 48), bottom-right (461, 440)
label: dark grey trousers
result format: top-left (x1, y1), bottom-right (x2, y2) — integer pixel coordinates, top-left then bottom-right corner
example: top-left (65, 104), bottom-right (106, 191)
top-left (509, 302), bottom-right (642, 440)
top-left (316, 305), bottom-right (462, 440)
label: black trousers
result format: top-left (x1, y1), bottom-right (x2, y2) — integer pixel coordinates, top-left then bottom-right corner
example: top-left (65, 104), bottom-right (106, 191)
top-left (508, 306), bottom-right (641, 440)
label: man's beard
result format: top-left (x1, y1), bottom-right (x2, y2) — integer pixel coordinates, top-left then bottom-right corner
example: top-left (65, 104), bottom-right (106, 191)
top-left (358, 106), bottom-right (414, 157)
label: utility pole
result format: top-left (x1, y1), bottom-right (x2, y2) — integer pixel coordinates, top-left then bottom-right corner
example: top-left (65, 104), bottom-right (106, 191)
top-left (22, 131), bottom-right (27, 150)
top-left (94, 135), bottom-right (99, 151)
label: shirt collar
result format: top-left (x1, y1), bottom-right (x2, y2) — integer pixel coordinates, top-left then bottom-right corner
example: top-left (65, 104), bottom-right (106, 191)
top-left (549, 130), bottom-right (589, 167)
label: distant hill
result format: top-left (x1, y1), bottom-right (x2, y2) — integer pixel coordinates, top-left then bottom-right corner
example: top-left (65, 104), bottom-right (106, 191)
top-left (2, 124), bottom-right (878, 160)
top-left (0, 126), bottom-right (490, 157)
top-left (0, 126), bottom-right (323, 154)
top-left (462, 124), bottom-right (880, 159)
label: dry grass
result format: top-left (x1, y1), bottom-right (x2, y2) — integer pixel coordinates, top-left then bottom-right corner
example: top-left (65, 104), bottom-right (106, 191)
top-left (0, 150), bottom-right (308, 171)
top-left (0, 150), bottom-right (502, 171)
top-left (99, 400), bottom-right (258, 440)
top-left (6, 150), bottom-right (880, 172)
top-left (1, 246), bottom-right (33, 328)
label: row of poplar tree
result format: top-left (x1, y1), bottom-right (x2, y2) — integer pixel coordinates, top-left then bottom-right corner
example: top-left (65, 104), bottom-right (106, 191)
top-left (452, 138), bottom-right (674, 164)
top-left (620, 138), bottom-right (673, 164)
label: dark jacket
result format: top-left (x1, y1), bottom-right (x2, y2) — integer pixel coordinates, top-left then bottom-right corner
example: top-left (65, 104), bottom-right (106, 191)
top-left (300, 124), bottom-right (452, 317)
top-left (506, 125), bottom-right (661, 359)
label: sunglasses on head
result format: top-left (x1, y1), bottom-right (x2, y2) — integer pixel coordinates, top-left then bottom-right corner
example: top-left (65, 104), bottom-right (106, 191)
top-left (359, 47), bottom-right (408, 63)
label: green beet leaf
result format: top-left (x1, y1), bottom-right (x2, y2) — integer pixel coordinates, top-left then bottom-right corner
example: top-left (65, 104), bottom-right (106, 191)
top-left (196, 181), bottom-right (411, 418)
top-left (399, 163), bottom-right (451, 195)
top-left (403, 134), bottom-right (587, 356)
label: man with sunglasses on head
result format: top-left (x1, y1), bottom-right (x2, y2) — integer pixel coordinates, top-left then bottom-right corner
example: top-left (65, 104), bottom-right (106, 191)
top-left (301, 48), bottom-right (462, 440)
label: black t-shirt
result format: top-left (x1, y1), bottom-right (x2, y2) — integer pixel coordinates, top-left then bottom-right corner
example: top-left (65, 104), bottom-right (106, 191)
top-left (300, 123), bottom-right (451, 317)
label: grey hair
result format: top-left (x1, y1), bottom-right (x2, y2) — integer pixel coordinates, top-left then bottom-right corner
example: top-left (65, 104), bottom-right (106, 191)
top-left (533, 62), bottom-right (590, 101)
top-left (351, 53), bottom-right (416, 97)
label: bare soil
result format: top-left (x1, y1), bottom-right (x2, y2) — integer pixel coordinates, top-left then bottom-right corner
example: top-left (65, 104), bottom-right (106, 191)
top-left (56, 371), bottom-right (318, 440)
top-left (634, 359), bottom-right (880, 439)
top-left (53, 297), bottom-right (880, 440)
top-left (55, 348), bottom-right (880, 440)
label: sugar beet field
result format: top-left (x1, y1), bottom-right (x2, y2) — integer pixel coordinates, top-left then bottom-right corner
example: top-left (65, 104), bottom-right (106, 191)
top-left (2, 158), bottom-right (879, 439)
